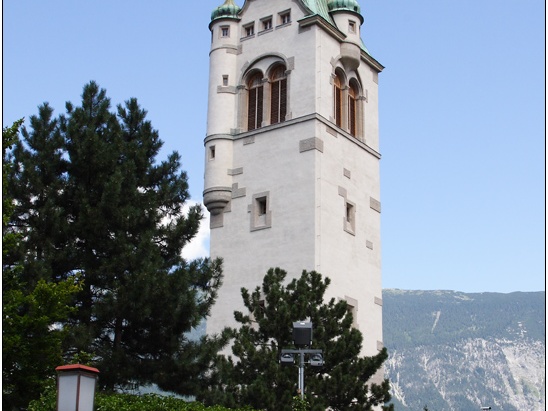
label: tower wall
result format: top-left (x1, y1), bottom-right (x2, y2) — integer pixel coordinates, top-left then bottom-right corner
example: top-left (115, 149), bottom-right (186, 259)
top-left (204, 0), bottom-right (384, 360)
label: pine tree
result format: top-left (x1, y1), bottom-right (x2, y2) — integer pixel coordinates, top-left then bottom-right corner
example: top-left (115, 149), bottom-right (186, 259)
top-left (7, 106), bottom-right (69, 286)
top-left (200, 268), bottom-right (393, 411)
top-left (3, 120), bottom-right (81, 410)
top-left (6, 82), bottom-right (223, 393)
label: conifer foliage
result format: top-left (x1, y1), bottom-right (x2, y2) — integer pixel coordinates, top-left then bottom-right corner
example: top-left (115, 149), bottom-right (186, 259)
top-left (3, 120), bottom-right (82, 411)
top-left (5, 82), bottom-right (223, 394)
top-left (200, 268), bottom-right (393, 411)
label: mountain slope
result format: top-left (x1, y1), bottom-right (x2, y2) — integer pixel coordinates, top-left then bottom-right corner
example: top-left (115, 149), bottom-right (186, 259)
top-left (382, 290), bottom-right (545, 411)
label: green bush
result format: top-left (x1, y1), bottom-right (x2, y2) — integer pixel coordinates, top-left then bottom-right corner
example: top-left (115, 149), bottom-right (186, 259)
top-left (291, 396), bottom-right (310, 411)
top-left (28, 387), bottom-right (258, 411)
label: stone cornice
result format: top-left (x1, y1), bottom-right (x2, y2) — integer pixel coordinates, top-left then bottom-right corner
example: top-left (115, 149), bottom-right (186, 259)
top-left (204, 133), bottom-right (234, 144)
top-left (361, 50), bottom-right (384, 73)
top-left (209, 44), bottom-right (239, 56)
top-left (204, 113), bottom-right (381, 159)
top-left (314, 113), bottom-right (381, 159)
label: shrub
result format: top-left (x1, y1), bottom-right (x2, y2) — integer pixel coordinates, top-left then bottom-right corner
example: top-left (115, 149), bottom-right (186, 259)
top-left (28, 387), bottom-right (258, 411)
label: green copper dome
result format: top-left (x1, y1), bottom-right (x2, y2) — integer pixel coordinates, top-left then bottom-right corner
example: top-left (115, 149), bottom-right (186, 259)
top-left (327, 0), bottom-right (361, 14)
top-left (211, 0), bottom-right (241, 22)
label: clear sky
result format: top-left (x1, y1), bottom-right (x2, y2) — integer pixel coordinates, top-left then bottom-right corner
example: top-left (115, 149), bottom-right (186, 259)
top-left (3, 1), bottom-right (545, 293)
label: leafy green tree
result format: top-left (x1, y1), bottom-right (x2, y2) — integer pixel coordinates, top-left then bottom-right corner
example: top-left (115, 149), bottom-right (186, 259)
top-left (6, 82), bottom-right (223, 393)
top-left (3, 120), bottom-right (81, 410)
top-left (200, 268), bottom-right (393, 411)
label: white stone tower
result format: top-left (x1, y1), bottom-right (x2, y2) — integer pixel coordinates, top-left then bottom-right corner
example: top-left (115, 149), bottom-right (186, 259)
top-left (204, 0), bottom-right (384, 361)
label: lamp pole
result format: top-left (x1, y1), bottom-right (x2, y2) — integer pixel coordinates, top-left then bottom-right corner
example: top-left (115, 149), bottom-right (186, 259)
top-left (282, 348), bottom-right (322, 400)
top-left (280, 321), bottom-right (324, 400)
top-left (298, 351), bottom-right (305, 399)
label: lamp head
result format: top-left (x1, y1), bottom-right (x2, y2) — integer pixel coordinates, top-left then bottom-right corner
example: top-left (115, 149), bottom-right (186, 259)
top-left (310, 353), bottom-right (324, 367)
top-left (280, 353), bottom-right (295, 366)
top-left (292, 321), bottom-right (313, 348)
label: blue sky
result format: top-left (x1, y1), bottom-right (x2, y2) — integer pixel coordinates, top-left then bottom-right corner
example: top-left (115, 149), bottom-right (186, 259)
top-left (3, 1), bottom-right (545, 293)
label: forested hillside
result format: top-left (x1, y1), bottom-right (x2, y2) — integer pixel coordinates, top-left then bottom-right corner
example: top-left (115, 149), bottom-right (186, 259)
top-left (382, 290), bottom-right (545, 411)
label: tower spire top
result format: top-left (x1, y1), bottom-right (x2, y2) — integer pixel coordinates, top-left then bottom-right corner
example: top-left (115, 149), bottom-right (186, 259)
top-left (211, 0), bottom-right (241, 22)
top-left (327, 0), bottom-right (361, 14)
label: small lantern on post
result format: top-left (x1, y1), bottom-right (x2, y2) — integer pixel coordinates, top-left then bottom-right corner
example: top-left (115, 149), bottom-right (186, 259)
top-left (55, 364), bottom-right (99, 411)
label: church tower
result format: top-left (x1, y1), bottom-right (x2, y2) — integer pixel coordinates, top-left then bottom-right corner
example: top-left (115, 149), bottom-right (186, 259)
top-left (203, 0), bottom-right (384, 360)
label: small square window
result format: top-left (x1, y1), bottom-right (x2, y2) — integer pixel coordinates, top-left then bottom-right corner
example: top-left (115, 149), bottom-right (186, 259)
top-left (255, 196), bottom-right (267, 226)
top-left (222, 75), bottom-right (229, 86)
top-left (251, 192), bottom-right (271, 231)
top-left (348, 20), bottom-right (356, 33)
top-left (279, 11), bottom-right (291, 25)
top-left (344, 200), bottom-right (356, 234)
top-left (346, 298), bottom-right (359, 328)
top-left (257, 197), bottom-right (267, 216)
top-left (346, 203), bottom-right (353, 222)
top-left (244, 24), bottom-right (255, 37)
top-left (209, 145), bottom-right (216, 160)
top-left (262, 18), bottom-right (272, 31)
top-left (221, 26), bottom-right (230, 38)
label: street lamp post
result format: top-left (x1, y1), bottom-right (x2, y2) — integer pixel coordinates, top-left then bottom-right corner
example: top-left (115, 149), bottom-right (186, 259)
top-left (280, 321), bottom-right (324, 400)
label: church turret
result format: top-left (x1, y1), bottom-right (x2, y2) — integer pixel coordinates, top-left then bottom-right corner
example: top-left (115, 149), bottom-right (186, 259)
top-left (203, 0), bottom-right (241, 216)
top-left (328, 0), bottom-right (363, 70)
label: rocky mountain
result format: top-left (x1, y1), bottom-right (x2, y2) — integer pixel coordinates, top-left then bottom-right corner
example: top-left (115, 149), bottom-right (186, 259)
top-left (382, 290), bottom-right (545, 411)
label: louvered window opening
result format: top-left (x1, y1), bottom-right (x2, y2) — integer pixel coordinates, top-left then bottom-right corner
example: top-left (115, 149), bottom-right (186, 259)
top-left (248, 74), bottom-right (264, 131)
top-left (348, 85), bottom-right (357, 137)
top-left (334, 75), bottom-right (342, 128)
top-left (270, 66), bottom-right (287, 125)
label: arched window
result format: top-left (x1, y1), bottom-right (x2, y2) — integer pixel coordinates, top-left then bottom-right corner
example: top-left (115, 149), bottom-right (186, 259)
top-left (334, 74), bottom-right (343, 128)
top-left (333, 71), bottom-right (363, 140)
top-left (348, 83), bottom-right (358, 137)
top-left (248, 73), bottom-right (264, 131)
top-left (270, 65), bottom-right (287, 124)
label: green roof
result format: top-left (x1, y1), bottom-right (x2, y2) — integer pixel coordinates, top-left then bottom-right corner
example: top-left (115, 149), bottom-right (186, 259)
top-left (327, 0), bottom-right (361, 14)
top-left (301, 0), bottom-right (336, 25)
top-left (211, 0), bottom-right (241, 22)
